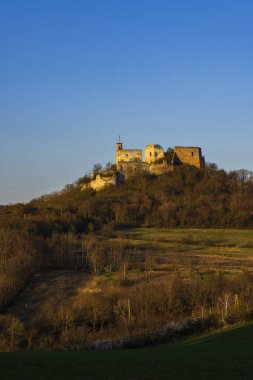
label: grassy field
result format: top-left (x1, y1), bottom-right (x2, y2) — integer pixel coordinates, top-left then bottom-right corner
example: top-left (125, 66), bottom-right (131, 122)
top-left (1, 323), bottom-right (253, 380)
top-left (124, 228), bottom-right (253, 243)
top-left (2, 228), bottom-right (253, 379)
top-left (117, 228), bottom-right (253, 275)
top-left (6, 228), bottom-right (253, 339)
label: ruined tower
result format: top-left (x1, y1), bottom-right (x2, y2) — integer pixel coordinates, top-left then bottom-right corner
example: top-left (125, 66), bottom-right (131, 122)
top-left (115, 139), bottom-right (142, 168)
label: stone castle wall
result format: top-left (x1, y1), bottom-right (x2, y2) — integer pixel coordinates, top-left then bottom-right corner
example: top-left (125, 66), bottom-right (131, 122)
top-left (119, 161), bottom-right (149, 179)
top-left (145, 144), bottom-right (164, 164)
top-left (149, 161), bottom-right (173, 175)
top-left (173, 147), bottom-right (204, 169)
top-left (116, 148), bottom-right (142, 168)
top-left (82, 172), bottom-right (121, 191)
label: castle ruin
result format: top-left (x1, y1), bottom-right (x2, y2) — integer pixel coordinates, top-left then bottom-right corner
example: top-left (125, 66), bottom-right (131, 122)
top-left (82, 139), bottom-right (205, 191)
top-left (116, 140), bottom-right (204, 171)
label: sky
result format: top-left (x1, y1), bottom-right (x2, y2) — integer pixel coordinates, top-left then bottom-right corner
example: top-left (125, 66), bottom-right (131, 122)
top-left (0, 0), bottom-right (253, 204)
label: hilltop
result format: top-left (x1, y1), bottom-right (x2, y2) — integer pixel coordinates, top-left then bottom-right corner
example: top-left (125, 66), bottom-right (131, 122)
top-left (1, 164), bottom-right (253, 235)
top-left (82, 140), bottom-right (205, 191)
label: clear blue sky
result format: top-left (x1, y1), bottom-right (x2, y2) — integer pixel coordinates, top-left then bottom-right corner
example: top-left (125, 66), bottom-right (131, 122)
top-left (1, 0), bottom-right (253, 204)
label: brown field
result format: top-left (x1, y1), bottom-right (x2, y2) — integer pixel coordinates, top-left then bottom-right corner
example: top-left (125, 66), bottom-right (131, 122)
top-left (6, 228), bottom-right (253, 328)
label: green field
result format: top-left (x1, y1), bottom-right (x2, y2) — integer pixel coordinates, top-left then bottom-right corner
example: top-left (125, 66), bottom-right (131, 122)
top-left (123, 228), bottom-right (253, 251)
top-left (117, 228), bottom-right (253, 275)
top-left (125, 228), bottom-right (253, 243)
top-left (1, 323), bottom-right (253, 380)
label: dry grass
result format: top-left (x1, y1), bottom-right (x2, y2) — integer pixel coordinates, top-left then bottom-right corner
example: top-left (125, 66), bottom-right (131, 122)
top-left (115, 228), bottom-right (253, 275)
top-left (7, 271), bottom-right (90, 324)
top-left (4, 228), bottom-right (253, 347)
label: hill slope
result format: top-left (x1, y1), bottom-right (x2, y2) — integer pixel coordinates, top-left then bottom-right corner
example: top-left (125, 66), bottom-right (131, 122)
top-left (1, 166), bottom-right (253, 234)
top-left (1, 167), bottom-right (253, 354)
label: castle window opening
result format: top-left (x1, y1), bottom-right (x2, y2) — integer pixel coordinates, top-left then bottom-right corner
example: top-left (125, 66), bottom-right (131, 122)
top-left (131, 152), bottom-right (135, 157)
top-left (191, 152), bottom-right (194, 157)
top-left (150, 152), bottom-right (152, 157)
top-left (126, 153), bottom-right (128, 157)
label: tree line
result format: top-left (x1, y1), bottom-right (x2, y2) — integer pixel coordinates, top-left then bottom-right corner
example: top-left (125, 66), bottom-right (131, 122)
top-left (2, 165), bottom-right (252, 237)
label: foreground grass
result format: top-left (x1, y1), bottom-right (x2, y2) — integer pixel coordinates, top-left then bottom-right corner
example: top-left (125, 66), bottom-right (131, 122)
top-left (1, 323), bottom-right (253, 380)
